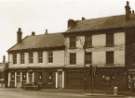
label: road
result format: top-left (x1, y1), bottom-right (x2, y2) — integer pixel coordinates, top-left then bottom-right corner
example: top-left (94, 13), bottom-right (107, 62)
top-left (0, 88), bottom-right (134, 98)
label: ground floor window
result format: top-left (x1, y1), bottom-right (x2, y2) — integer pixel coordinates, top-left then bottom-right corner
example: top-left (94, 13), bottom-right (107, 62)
top-left (22, 72), bottom-right (26, 84)
top-left (29, 72), bottom-right (33, 83)
top-left (11, 72), bottom-right (15, 81)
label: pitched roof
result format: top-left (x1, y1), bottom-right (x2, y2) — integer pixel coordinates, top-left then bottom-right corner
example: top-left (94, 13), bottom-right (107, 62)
top-left (67, 15), bottom-right (135, 32)
top-left (8, 33), bottom-right (64, 52)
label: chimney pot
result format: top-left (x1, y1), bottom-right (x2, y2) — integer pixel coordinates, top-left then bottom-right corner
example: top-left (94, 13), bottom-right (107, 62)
top-left (3, 56), bottom-right (5, 63)
top-left (17, 27), bottom-right (22, 43)
top-left (125, 1), bottom-right (131, 20)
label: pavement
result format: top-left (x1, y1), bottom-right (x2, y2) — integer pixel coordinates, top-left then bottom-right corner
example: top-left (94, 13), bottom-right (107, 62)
top-left (39, 88), bottom-right (134, 97)
top-left (40, 88), bottom-right (135, 97)
top-left (0, 88), bottom-right (135, 98)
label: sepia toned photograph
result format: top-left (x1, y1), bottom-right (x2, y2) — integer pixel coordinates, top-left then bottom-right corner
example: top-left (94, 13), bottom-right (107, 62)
top-left (0, 0), bottom-right (135, 98)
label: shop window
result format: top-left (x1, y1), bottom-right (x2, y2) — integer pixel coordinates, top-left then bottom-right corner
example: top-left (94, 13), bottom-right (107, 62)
top-left (22, 72), bottom-right (26, 84)
top-left (22, 72), bottom-right (26, 80)
top-left (70, 53), bottom-right (76, 64)
top-left (38, 72), bottom-right (43, 81)
top-left (29, 72), bottom-right (33, 83)
top-left (11, 72), bottom-right (15, 81)
top-left (16, 72), bottom-right (20, 83)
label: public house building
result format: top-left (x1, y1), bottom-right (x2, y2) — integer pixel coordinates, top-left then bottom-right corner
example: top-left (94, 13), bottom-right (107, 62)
top-left (7, 29), bottom-right (65, 88)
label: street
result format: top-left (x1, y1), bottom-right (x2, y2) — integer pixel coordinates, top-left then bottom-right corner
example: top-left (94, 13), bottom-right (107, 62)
top-left (0, 88), bottom-right (134, 98)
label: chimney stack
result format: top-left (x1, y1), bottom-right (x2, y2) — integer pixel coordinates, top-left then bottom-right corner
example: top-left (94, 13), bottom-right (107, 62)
top-left (3, 55), bottom-right (5, 64)
top-left (45, 29), bottom-right (48, 34)
top-left (81, 17), bottom-right (85, 21)
top-left (67, 19), bottom-right (76, 29)
top-left (31, 31), bottom-right (35, 36)
top-left (17, 28), bottom-right (22, 43)
top-left (125, 1), bottom-right (131, 20)
top-left (132, 10), bottom-right (135, 14)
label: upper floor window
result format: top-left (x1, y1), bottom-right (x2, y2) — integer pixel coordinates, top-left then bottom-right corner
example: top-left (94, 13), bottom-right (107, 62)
top-left (69, 36), bottom-right (76, 48)
top-left (38, 51), bottom-right (43, 63)
top-left (106, 33), bottom-right (114, 47)
top-left (106, 51), bottom-right (114, 65)
top-left (48, 51), bottom-right (53, 63)
top-left (84, 35), bottom-right (92, 48)
top-left (85, 52), bottom-right (92, 64)
top-left (29, 52), bottom-right (33, 63)
top-left (20, 52), bottom-right (25, 64)
top-left (70, 53), bottom-right (76, 64)
top-left (13, 53), bottom-right (17, 64)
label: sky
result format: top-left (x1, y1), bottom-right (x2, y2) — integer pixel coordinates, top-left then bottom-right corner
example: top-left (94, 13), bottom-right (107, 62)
top-left (0, 0), bottom-right (135, 62)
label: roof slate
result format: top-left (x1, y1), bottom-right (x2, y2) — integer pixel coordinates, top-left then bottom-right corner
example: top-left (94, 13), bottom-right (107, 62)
top-left (8, 33), bottom-right (64, 52)
top-left (67, 15), bottom-right (135, 32)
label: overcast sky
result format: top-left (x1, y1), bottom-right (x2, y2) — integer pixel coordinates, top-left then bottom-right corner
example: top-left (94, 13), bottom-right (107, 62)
top-left (0, 0), bottom-right (135, 62)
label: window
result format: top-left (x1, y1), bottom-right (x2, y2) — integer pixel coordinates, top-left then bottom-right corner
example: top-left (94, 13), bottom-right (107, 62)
top-left (106, 33), bottom-right (114, 47)
top-left (38, 72), bottom-right (43, 81)
top-left (20, 53), bottom-right (25, 64)
top-left (29, 52), bottom-right (33, 63)
top-left (70, 53), bottom-right (76, 64)
top-left (69, 36), bottom-right (76, 48)
top-left (13, 53), bottom-right (17, 64)
top-left (106, 51), bottom-right (114, 65)
top-left (11, 72), bottom-right (15, 80)
top-left (16, 72), bottom-right (20, 83)
top-left (38, 51), bottom-right (43, 63)
top-left (84, 35), bottom-right (92, 48)
top-left (85, 52), bottom-right (92, 64)
top-left (28, 72), bottom-right (33, 83)
top-left (48, 51), bottom-right (53, 63)
top-left (22, 72), bottom-right (26, 84)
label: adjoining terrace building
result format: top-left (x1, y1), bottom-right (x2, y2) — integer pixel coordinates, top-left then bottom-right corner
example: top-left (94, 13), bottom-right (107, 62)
top-left (63, 1), bottom-right (135, 90)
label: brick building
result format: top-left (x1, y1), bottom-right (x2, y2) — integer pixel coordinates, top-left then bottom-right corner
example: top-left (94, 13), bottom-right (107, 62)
top-left (63, 1), bottom-right (135, 90)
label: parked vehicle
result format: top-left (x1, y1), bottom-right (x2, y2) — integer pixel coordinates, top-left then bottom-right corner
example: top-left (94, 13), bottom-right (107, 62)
top-left (22, 82), bottom-right (40, 90)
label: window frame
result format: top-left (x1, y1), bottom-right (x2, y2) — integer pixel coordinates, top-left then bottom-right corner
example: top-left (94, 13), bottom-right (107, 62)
top-left (84, 35), bottom-right (92, 48)
top-left (13, 53), bottom-right (17, 64)
top-left (69, 36), bottom-right (76, 48)
top-left (20, 52), bottom-right (25, 64)
top-left (48, 51), bottom-right (53, 63)
top-left (29, 52), bottom-right (33, 63)
top-left (106, 51), bottom-right (114, 65)
top-left (106, 33), bottom-right (114, 47)
top-left (69, 53), bottom-right (76, 64)
top-left (85, 52), bottom-right (92, 64)
top-left (38, 51), bottom-right (43, 63)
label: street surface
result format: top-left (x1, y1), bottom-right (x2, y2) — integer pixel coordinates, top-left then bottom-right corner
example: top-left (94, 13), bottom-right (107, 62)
top-left (0, 88), bottom-right (134, 98)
